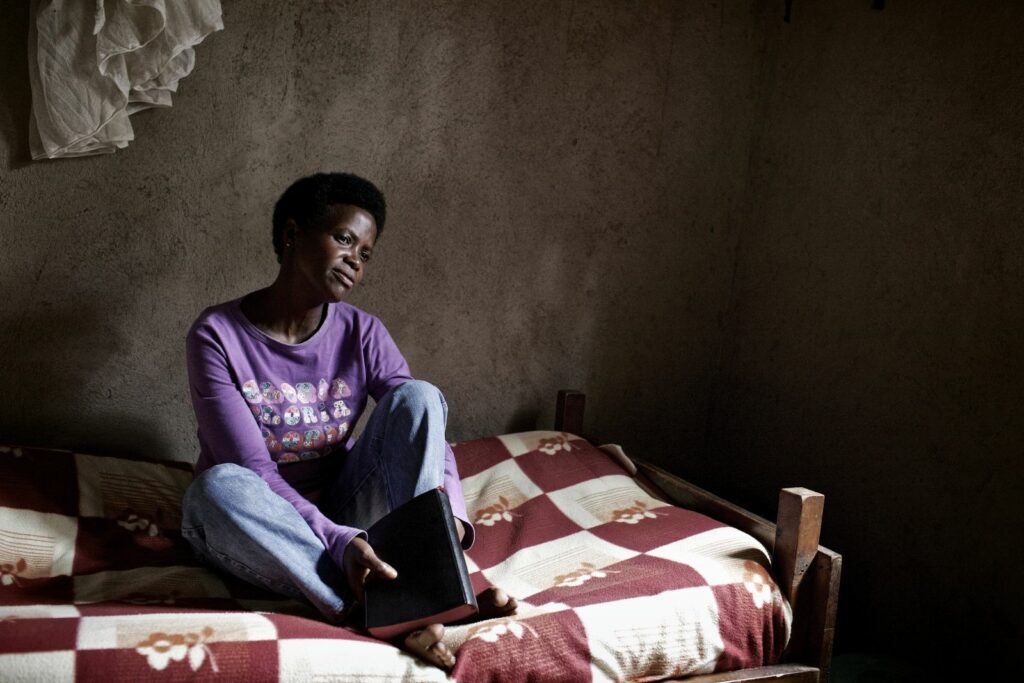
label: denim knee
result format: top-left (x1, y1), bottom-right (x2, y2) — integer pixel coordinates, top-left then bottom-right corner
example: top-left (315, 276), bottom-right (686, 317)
top-left (386, 379), bottom-right (445, 411)
top-left (184, 463), bottom-right (264, 519)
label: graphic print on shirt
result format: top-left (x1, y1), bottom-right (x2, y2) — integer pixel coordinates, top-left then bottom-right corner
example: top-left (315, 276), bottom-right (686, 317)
top-left (260, 382), bottom-right (283, 403)
top-left (330, 378), bottom-right (352, 399)
top-left (242, 380), bottom-right (262, 404)
top-left (262, 427), bottom-right (282, 453)
top-left (259, 405), bottom-right (281, 425)
top-left (245, 377), bottom-right (356, 463)
top-left (296, 383), bottom-right (316, 404)
top-left (332, 400), bottom-right (351, 419)
top-left (303, 429), bottom-right (324, 449)
top-left (281, 431), bottom-right (301, 450)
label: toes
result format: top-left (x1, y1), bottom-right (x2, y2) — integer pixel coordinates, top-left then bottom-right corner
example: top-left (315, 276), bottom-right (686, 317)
top-left (477, 587), bottom-right (518, 616)
top-left (479, 587), bottom-right (508, 607)
top-left (492, 587), bottom-right (510, 607)
top-left (421, 623), bottom-right (445, 641)
top-left (429, 641), bottom-right (456, 669)
top-left (405, 624), bottom-right (442, 651)
top-left (404, 624), bottom-right (454, 670)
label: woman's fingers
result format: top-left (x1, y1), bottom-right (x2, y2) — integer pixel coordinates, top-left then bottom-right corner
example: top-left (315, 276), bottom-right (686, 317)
top-left (344, 537), bottom-right (397, 603)
top-left (369, 557), bottom-right (398, 580)
top-left (356, 542), bottom-right (398, 580)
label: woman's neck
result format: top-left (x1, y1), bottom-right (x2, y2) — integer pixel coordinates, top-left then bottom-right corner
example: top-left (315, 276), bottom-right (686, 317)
top-left (241, 277), bottom-right (327, 345)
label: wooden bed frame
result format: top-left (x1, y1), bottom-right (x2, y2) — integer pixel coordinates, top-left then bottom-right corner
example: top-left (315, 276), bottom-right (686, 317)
top-left (554, 391), bottom-right (842, 683)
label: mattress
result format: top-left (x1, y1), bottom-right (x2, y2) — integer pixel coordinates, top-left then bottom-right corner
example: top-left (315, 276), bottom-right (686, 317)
top-left (0, 433), bottom-right (790, 681)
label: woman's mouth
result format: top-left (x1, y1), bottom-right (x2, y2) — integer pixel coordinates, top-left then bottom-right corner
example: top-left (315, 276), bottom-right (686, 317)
top-left (331, 269), bottom-right (354, 288)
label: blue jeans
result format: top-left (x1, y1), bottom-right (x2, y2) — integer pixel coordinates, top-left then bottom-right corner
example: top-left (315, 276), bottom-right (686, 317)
top-left (181, 380), bottom-right (452, 621)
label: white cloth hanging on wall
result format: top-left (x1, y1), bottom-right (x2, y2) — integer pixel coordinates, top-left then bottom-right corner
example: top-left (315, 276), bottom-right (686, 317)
top-left (28, 0), bottom-right (223, 160)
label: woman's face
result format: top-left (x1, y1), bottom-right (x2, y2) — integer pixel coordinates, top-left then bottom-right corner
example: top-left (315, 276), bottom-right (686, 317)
top-left (288, 204), bottom-right (377, 302)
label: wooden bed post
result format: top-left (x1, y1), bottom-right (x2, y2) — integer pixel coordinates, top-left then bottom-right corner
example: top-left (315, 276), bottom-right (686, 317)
top-left (555, 390), bottom-right (585, 435)
top-left (553, 390), bottom-right (841, 683)
top-left (772, 488), bottom-right (824, 610)
top-left (773, 488), bottom-right (836, 679)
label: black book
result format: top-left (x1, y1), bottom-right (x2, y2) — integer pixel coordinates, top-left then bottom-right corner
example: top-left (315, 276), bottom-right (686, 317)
top-left (364, 489), bottom-right (478, 638)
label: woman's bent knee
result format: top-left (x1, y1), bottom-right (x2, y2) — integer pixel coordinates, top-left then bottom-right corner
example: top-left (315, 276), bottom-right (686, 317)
top-left (387, 379), bottom-right (444, 407)
top-left (184, 463), bottom-right (265, 511)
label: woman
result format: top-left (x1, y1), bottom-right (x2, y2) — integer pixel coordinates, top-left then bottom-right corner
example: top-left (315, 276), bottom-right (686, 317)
top-left (182, 172), bottom-right (516, 669)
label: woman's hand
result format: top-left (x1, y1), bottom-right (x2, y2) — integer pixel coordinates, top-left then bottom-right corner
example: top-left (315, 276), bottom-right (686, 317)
top-left (343, 536), bottom-right (397, 603)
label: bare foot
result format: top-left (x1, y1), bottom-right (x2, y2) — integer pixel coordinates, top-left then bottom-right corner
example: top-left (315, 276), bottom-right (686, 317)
top-left (447, 587), bottom-right (517, 626)
top-left (403, 623), bottom-right (455, 670)
top-left (475, 586), bottom-right (518, 620)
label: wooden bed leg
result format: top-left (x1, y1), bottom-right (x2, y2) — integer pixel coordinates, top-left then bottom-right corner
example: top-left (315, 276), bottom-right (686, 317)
top-left (555, 390), bottom-right (585, 435)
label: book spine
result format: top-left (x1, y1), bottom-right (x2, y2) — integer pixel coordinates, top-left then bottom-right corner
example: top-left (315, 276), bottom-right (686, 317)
top-left (439, 490), bottom-right (476, 604)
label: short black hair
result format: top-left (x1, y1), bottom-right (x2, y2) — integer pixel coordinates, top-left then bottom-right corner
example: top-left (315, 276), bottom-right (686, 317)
top-left (272, 173), bottom-right (387, 262)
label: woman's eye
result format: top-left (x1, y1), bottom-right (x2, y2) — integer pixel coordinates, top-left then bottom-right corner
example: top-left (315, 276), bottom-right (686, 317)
top-left (335, 233), bottom-right (352, 245)
top-left (360, 251), bottom-right (372, 262)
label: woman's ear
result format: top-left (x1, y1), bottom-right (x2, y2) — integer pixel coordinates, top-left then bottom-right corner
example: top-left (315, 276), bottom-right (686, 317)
top-left (283, 219), bottom-right (299, 249)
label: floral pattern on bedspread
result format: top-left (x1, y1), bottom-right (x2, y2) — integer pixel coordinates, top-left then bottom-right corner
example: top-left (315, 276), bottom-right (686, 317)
top-left (0, 435), bottom-right (790, 682)
top-left (135, 627), bottom-right (219, 673)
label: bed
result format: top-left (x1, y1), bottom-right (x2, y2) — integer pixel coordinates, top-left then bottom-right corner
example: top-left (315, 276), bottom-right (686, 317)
top-left (0, 391), bottom-right (840, 682)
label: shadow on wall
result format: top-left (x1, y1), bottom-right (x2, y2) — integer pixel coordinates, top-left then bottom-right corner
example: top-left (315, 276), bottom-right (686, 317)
top-left (0, 1), bottom-right (33, 170)
top-left (0, 301), bottom-right (174, 461)
top-left (503, 406), bottom-right (541, 435)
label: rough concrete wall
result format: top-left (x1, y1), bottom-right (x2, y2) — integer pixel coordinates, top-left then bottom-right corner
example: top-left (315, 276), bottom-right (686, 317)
top-left (703, 0), bottom-right (1024, 669)
top-left (0, 1), bottom-right (758, 469)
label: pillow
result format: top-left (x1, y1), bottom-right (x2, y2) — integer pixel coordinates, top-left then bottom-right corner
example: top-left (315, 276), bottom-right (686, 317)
top-left (0, 445), bottom-right (194, 594)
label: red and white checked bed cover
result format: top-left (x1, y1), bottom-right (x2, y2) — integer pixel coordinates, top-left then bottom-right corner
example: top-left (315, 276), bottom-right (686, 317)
top-left (0, 433), bottom-right (790, 682)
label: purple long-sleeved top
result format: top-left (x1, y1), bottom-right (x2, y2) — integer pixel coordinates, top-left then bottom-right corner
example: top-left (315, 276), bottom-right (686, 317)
top-left (186, 297), bottom-right (473, 568)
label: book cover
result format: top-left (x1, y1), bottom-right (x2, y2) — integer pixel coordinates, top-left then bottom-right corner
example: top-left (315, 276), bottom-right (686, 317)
top-left (364, 488), bottom-right (478, 638)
